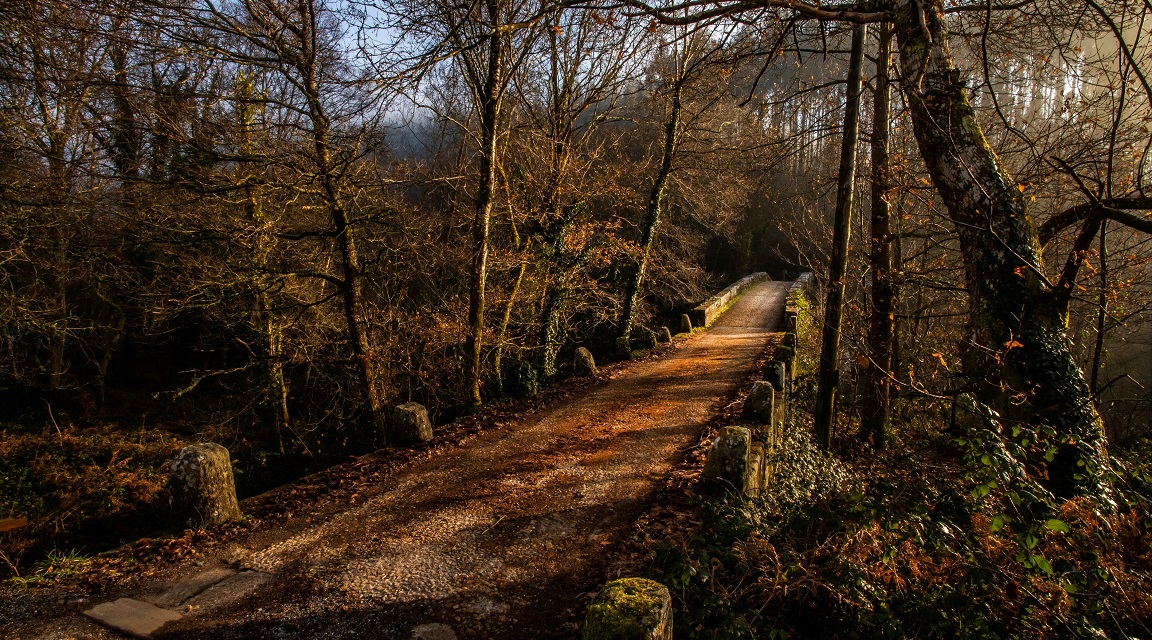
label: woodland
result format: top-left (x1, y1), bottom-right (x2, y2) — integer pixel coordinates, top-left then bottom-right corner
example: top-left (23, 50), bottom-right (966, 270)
top-left (1, 0), bottom-right (1151, 636)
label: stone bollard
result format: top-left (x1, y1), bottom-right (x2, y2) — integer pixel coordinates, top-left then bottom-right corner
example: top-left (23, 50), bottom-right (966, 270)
top-left (635, 327), bottom-right (657, 350)
top-left (741, 381), bottom-right (775, 425)
top-left (745, 442), bottom-right (766, 497)
top-left (169, 443), bottom-right (242, 530)
top-left (784, 307), bottom-right (799, 333)
top-left (583, 578), bottom-right (672, 640)
top-left (390, 402), bottom-right (433, 446)
top-left (615, 336), bottom-right (632, 360)
top-left (678, 314), bottom-right (693, 335)
top-left (700, 426), bottom-right (751, 491)
top-left (658, 327), bottom-right (673, 344)
top-left (767, 361), bottom-right (787, 392)
top-left (777, 345), bottom-right (796, 380)
top-left (574, 347), bottom-right (597, 377)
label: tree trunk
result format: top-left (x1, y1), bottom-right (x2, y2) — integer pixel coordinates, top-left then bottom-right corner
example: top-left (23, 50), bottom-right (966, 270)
top-left (494, 261), bottom-right (526, 396)
top-left (814, 24), bottom-right (867, 450)
top-left (539, 284), bottom-right (567, 379)
top-left (238, 80), bottom-right (289, 453)
top-left (619, 79), bottom-right (682, 340)
top-left (303, 85), bottom-right (386, 441)
top-left (861, 24), bottom-right (895, 450)
top-left (892, 0), bottom-right (1108, 498)
top-left (1090, 221), bottom-right (1107, 396)
top-left (466, 6), bottom-right (503, 408)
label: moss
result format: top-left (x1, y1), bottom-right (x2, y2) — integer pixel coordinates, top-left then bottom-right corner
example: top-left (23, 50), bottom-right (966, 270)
top-left (961, 113), bottom-right (1002, 170)
top-left (583, 578), bottom-right (670, 640)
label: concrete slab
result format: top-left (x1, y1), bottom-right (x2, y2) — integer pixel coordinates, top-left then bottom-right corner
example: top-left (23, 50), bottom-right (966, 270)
top-left (182, 570), bottom-right (272, 612)
top-left (142, 568), bottom-right (237, 608)
top-left (82, 598), bottom-right (182, 639)
top-left (412, 623), bottom-right (457, 640)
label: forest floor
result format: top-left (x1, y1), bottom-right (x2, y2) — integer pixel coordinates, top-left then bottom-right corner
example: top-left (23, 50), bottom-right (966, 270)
top-left (0, 280), bottom-right (788, 640)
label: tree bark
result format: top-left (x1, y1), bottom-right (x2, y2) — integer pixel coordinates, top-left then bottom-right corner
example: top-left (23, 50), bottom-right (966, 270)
top-left (814, 24), bottom-right (867, 450)
top-left (861, 23), bottom-right (895, 450)
top-left (891, 0), bottom-right (1108, 498)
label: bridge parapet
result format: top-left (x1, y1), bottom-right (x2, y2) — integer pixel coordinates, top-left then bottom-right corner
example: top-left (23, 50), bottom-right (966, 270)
top-left (582, 274), bottom-right (814, 639)
top-left (699, 272), bottom-right (814, 497)
top-left (689, 272), bottom-right (769, 329)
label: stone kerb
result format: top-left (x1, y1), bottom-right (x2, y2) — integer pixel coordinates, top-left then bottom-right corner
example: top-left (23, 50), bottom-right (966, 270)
top-left (583, 578), bottom-right (673, 640)
top-left (689, 272), bottom-right (768, 329)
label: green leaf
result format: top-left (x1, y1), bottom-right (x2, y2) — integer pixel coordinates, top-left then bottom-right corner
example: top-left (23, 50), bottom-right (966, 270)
top-left (991, 514), bottom-right (1008, 532)
top-left (1044, 519), bottom-right (1069, 533)
top-left (1032, 555), bottom-right (1053, 575)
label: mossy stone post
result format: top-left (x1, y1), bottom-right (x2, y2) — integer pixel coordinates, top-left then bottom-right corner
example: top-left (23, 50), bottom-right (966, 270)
top-left (635, 327), bottom-right (657, 349)
top-left (700, 426), bottom-right (751, 492)
top-left (745, 442), bottom-right (766, 497)
top-left (583, 578), bottom-right (672, 640)
top-left (784, 307), bottom-right (798, 333)
top-left (574, 347), bottom-right (597, 377)
top-left (658, 327), bottom-right (672, 344)
top-left (741, 381), bottom-right (775, 425)
top-left (615, 336), bottom-right (632, 360)
top-left (766, 361), bottom-right (787, 433)
top-left (678, 314), bottom-right (693, 335)
top-left (767, 361), bottom-right (787, 393)
top-left (169, 443), bottom-right (242, 530)
top-left (390, 402), bottom-right (433, 445)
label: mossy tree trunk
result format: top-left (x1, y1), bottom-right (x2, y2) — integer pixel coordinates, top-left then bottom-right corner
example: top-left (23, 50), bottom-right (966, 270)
top-left (892, 0), bottom-right (1108, 497)
top-left (861, 23), bottom-right (895, 451)
top-left (465, 0), bottom-right (506, 409)
top-left (814, 24), bottom-right (867, 450)
top-left (619, 75), bottom-right (683, 342)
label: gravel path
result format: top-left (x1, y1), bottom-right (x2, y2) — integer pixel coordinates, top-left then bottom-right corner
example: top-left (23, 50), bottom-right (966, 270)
top-left (8, 280), bottom-right (789, 640)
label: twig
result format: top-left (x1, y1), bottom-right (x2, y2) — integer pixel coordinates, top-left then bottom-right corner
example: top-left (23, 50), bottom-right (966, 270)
top-left (44, 401), bottom-right (62, 441)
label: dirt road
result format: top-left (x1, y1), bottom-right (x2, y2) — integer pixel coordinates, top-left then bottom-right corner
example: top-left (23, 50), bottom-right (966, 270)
top-left (8, 280), bottom-right (789, 640)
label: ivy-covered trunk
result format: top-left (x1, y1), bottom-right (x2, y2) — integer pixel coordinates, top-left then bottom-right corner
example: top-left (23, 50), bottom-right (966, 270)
top-left (891, 0), bottom-right (1108, 498)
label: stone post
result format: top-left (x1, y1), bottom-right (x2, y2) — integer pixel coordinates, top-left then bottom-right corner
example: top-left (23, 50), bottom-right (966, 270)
top-left (635, 327), bottom-right (657, 349)
top-left (390, 402), bottom-right (433, 446)
top-left (658, 327), bottom-right (673, 344)
top-left (745, 442), bottom-right (766, 497)
top-left (169, 443), bottom-right (242, 530)
top-left (615, 336), bottom-right (632, 359)
top-left (678, 314), bottom-right (693, 335)
top-left (741, 381), bottom-right (775, 425)
top-left (700, 426), bottom-right (750, 491)
top-left (574, 347), bottom-right (597, 377)
top-left (583, 578), bottom-right (672, 640)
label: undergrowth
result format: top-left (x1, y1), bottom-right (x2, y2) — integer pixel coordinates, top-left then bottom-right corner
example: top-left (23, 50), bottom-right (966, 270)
top-left (652, 424), bottom-right (1152, 638)
top-left (0, 424), bottom-right (183, 579)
